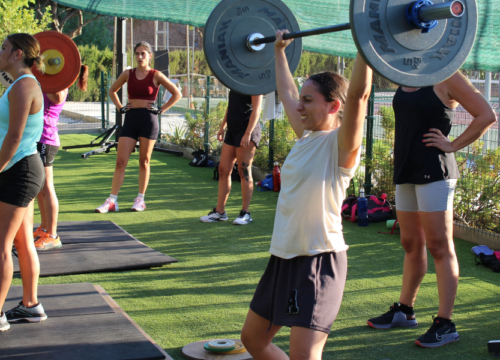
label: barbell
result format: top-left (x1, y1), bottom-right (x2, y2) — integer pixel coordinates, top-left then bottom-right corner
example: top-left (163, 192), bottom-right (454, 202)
top-left (203, 0), bottom-right (477, 95)
top-left (0, 31), bottom-right (81, 93)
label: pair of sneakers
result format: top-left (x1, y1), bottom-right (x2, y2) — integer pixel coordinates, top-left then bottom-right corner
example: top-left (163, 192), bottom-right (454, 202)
top-left (367, 302), bottom-right (460, 348)
top-left (33, 226), bottom-right (62, 251)
top-left (200, 209), bottom-right (252, 225)
top-left (0, 301), bottom-right (47, 332)
top-left (95, 197), bottom-right (146, 213)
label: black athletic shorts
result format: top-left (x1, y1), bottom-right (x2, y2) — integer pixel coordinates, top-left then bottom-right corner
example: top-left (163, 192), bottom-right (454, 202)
top-left (121, 108), bottom-right (159, 141)
top-left (0, 154), bottom-right (45, 207)
top-left (250, 251), bottom-right (348, 334)
top-left (224, 125), bottom-right (261, 148)
top-left (37, 142), bottom-right (59, 167)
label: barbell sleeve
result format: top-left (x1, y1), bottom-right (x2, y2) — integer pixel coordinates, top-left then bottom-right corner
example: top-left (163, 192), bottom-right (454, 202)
top-left (418, 0), bottom-right (465, 22)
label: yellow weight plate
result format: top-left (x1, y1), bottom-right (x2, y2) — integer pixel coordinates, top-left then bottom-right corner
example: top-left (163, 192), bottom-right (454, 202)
top-left (42, 49), bottom-right (65, 75)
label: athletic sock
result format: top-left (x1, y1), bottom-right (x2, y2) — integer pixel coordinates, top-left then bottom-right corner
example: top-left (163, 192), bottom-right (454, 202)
top-left (50, 234), bottom-right (58, 239)
top-left (109, 194), bottom-right (118, 202)
top-left (41, 228), bottom-right (47, 232)
top-left (399, 303), bottom-right (414, 314)
top-left (137, 193), bottom-right (145, 200)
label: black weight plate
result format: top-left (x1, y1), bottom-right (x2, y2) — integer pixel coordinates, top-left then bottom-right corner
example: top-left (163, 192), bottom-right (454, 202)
top-left (204, 0), bottom-right (302, 95)
top-left (350, 0), bottom-right (477, 87)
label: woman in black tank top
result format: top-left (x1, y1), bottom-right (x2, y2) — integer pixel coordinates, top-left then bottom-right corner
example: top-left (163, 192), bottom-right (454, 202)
top-left (199, 90), bottom-right (263, 225)
top-left (367, 72), bottom-right (496, 347)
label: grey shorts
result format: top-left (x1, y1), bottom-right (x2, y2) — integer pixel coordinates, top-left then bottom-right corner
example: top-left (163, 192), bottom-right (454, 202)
top-left (396, 179), bottom-right (457, 212)
top-left (250, 251), bottom-right (348, 334)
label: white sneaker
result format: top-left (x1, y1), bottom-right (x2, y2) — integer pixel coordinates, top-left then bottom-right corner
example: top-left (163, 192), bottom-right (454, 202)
top-left (0, 312), bottom-right (10, 332)
top-left (95, 198), bottom-right (119, 213)
top-left (131, 197), bottom-right (146, 212)
top-left (233, 210), bottom-right (252, 225)
top-left (200, 208), bottom-right (229, 222)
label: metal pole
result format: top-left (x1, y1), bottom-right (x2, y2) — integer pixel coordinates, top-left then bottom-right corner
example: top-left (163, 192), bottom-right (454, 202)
top-left (163, 22), bottom-right (167, 50)
top-left (192, 26), bottom-right (195, 75)
top-left (483, 71), bottom-right (491, 152)
top-left (204, 76), bottom-right (210, 154)
top-left (157, 86), bottom-right (163, 142)
top-left (268, 119), bottom-right (275, 173)
top-left (154, 21), bottom-right (158, 51)
top-left (167, 22), bottom-right (169, 52)
top-left (100, 71), bottom-right (105, 129)
top-left (115, 17), bottom-right (127, 140)
top-left (186, 25), bottom-right (190, 109)
top-left (364, 84), bottom-right (375, 194)
top-left (106, 72), bottom-right (110, 127)
top-left (130, 18), bottom-right (133, 67)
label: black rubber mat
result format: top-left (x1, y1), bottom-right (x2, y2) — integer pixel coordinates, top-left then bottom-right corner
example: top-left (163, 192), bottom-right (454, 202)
top-left (13, 240), bottom-right (177, 277)
top-left (4, 283), bottom-right (113, 317)
top-left (1, 284), bottom-right (167, 360)
top-left (34, 221), bottom-right (135, 244)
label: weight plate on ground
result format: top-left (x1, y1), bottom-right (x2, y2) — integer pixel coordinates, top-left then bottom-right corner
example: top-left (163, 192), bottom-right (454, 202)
top-left (208, 339), bottom-right (236, 349)
top-left (204, 0), bottom-right (302, 95)
top-left (350, 0), bottom-right (477, 87)
top-left (203, 342), bottom-right (236, 352)
top-left (33, 31), bottom-right (81, 93)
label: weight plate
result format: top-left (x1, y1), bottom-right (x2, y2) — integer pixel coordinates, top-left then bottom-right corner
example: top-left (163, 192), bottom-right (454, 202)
top-left (350, 0), bottom-right (477, 87)
top-left (204, 0), bottom-right (302, 95)
top-left (0, 71), bottom-right (14, 88)
top-left (208, 339), bottom-right (236, 349)
top-left (203, 342), bottom-right (236, 352)
top-left (32, 31), bottom-right (81, 93)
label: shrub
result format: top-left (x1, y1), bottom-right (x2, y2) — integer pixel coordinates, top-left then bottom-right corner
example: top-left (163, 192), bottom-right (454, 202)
top-left (68, 45), bottom-right (113, 102)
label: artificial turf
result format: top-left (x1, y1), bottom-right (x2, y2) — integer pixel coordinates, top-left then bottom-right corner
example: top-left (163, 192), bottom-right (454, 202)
top-left (12, 133), bottom-right (500, 359)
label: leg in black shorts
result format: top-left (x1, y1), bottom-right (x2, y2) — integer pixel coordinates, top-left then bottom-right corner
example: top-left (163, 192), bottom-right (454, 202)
top-left (37, 143), bottom-right (59, 167)
top-left (120, 108), bottom-right (159, 140)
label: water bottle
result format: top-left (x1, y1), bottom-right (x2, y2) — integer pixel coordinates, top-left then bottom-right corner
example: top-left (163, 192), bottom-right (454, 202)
top-left (273, 162), bottom-right (281, 192)
top-left (357, 188), bottom-right (369, 227)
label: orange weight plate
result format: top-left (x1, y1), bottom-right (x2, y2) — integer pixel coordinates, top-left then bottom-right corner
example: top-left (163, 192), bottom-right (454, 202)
top-left (32, 31), bottom-right (81, 93)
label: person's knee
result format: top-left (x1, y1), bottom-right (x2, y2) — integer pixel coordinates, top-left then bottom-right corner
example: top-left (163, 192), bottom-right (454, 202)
top-left (241, 327), bottom-right (265, 353)
top-left (238, 163), bottom-right (252, 182)
top-left (115, 157), bottom-right (128, 169)
top-left (139, 157), bottom-right (150, 168)
top-left (218, 163), bottom-right (233, 178)
top-left (427, 240), bottom-right (455, 260)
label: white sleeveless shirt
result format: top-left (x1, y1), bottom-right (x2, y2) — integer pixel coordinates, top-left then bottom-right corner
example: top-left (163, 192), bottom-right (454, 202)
top-left (269, 129), bottom-right (360, 259)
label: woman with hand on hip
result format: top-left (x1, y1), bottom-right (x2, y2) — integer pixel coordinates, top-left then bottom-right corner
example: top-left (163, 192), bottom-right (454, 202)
top-left (0, 33), bottom-right (47, 332)
top-left (240, 30), bottom-right (372, 359)
top-left (367, 73), bottom-right (496, 348)
top-left (95, 41), bottom-right (181, 213)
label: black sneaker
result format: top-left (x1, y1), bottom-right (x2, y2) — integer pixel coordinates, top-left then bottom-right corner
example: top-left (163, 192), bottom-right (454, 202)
top-left (0, 311), bottom-right (10, 332)
top-left (367, 302), bottom-right (418, 329)
top-left (233, 210), bottom-right (252, 225)
top-left (415, 316), bottom-right (460, 348)
top-left (5, 301), bottom-right (47, 323)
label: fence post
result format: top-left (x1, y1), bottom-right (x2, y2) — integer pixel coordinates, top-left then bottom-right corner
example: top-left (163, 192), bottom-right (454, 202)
top-left (106, 72), bottom-right (110, 128)
top-left (157, 86), bottom-right (163, 142)
top-left (364, 84), bottom-right (375, 194)
top-left (100, 71), bottom-right (105, 129)
top-left (268, 118), bottom-right (275, 173)
top-left (204, 76), bottom-right (211, 154)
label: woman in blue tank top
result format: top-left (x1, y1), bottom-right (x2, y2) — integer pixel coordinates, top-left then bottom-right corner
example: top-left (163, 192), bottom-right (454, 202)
top-left (0, 33), bottom-right (48, 332)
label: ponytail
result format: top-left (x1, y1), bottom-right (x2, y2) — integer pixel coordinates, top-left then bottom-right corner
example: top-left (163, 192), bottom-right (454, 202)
top-left (34, 54), bottom-right (45, 73)
top-left (77, 64), bottom-right (88, 91)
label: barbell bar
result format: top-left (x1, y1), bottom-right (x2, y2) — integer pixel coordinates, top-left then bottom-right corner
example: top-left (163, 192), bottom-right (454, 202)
top-left (203, 0), bottom-right (477, 95)
top-left (249, 0), bottom-right (465, 49)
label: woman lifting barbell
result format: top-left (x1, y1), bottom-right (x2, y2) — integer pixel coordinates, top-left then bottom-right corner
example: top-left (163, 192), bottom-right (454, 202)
top-left (367, 73), bottom-right (496, 347)
top-left (0, 33), bottom-right (47, 332)
top-left (240, 30), bottom-right (373, 359)
top-left (96, 41), bottom-right (182, 213)
top-left (33, 65), bottom-right (89, 251)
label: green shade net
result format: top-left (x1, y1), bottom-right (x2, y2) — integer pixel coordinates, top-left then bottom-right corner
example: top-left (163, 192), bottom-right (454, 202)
top-left (55, 0), bottom-right (500, 71)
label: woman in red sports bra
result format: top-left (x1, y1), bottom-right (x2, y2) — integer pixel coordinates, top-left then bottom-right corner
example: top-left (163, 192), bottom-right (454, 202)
top-left (95, 41), bottom-right (181, 213)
